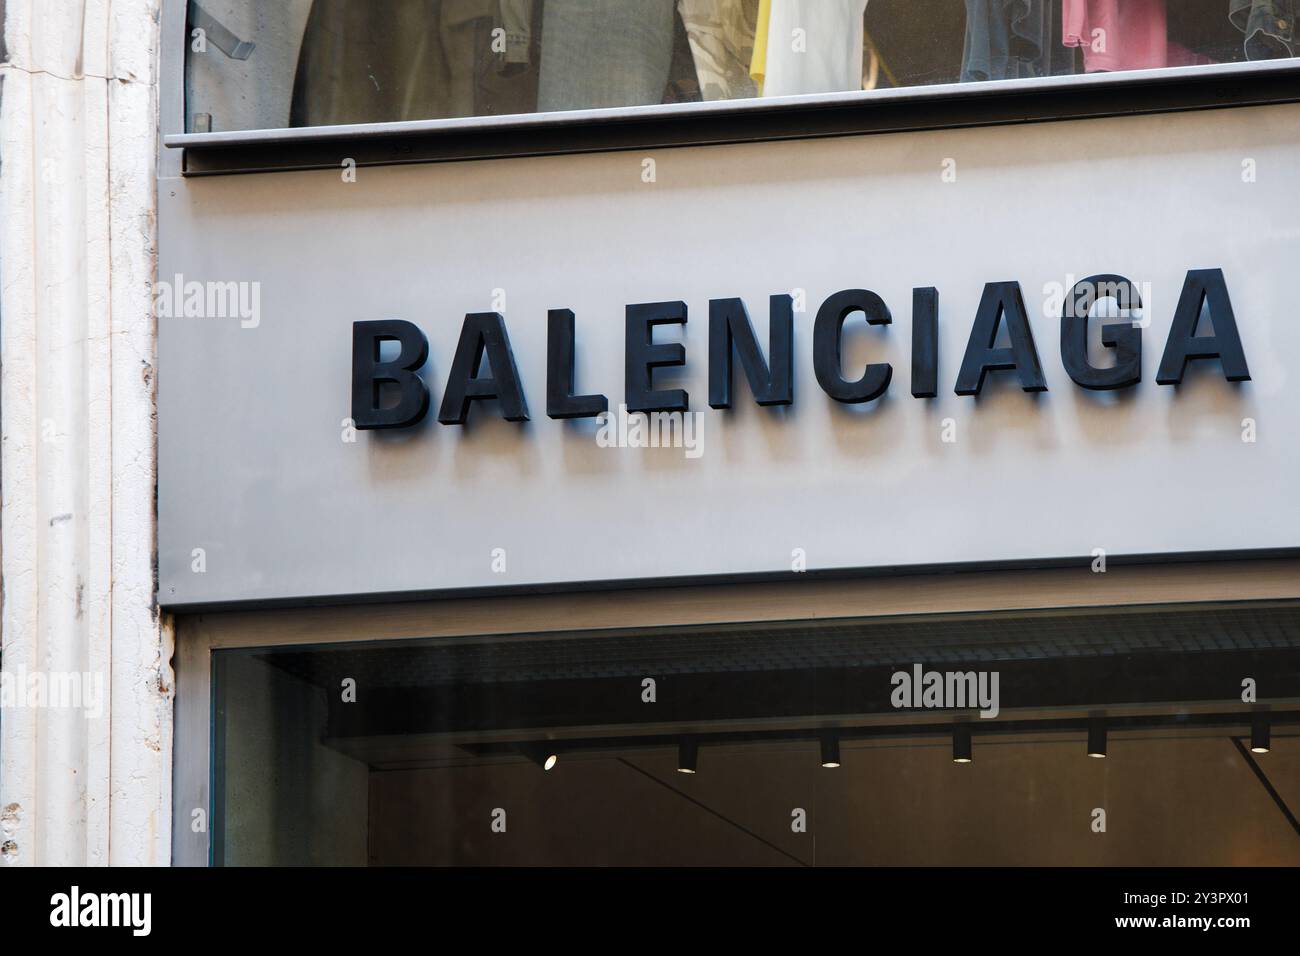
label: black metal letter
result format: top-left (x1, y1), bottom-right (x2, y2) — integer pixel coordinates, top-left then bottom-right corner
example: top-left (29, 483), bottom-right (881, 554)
top-left (625, 300), bottom-right (688, 413)
top-left (546, 309), bottom-right (608, 419)
top-left (1156, 268), bottom-right (1251, 385)
top-left (911, 287), bottom-right (938, 399)
top-left (1060, 274), bottom-right (1142, 390)
top-left (351, 319), bottom-right (430, 430)
top-left (954, 281), bottom-right (1046, 395)
top-left (437, 312), bottom-right (530, 424)
top-left (812, 289), bottom-right (893, 403)
top-left (708, 294), bottom-right (793, 408)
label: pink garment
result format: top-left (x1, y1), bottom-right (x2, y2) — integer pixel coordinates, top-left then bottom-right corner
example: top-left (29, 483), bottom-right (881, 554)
top-left (1062, 0), bottom-right (1213, 72)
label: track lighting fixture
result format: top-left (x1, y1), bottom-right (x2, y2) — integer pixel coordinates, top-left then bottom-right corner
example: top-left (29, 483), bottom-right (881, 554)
top-left (521, 743), bottom-right (558, 771)
top-left (820, 732), bottom-right (841, 768)
top-left (496, 710), bottom-right (1290, 773)
top-left (952, 723), bottom-right (972, 763)
top-left (1087, 717), bottom-right (1107, 758)
top-left (677, 738), bottom-right (698, 774)
top-left (1251, 713), bottom-right (1271, 754)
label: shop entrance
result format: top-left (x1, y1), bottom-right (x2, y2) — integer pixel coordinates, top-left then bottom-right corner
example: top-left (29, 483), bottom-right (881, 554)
top-left (207, 600), bottom-right (1300, 865)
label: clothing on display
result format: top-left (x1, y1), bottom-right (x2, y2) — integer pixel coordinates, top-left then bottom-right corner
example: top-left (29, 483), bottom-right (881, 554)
top-left (281, 1), bottom-right (1283, 130)
top-left (1230, 0), bottom-right (1298, 59)
top-left (962, 0), bottom-right (1076, 81)
top-left (678, 0), bottom-right (761, 101)
top-left (750, 0), bottom-right (870, 96)
top-left (499, 0), bottom-right (535, 71)
top-left (537, 0), bottom-right (678, 110)
top-left (291, 0), bottom-right (538, 126)
top-left (1061, 0), bottom-right (1214, 73)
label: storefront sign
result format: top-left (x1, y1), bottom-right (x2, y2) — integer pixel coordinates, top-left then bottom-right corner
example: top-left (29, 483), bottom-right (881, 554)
top-left (352, 270), bottom-right (1250, 429)
top-left (157, 107), bottom-right (1300, 607)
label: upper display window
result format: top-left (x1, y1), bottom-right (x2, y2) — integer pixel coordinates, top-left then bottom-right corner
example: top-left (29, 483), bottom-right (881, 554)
top-left (182, 0), bottom-right (1298, 134)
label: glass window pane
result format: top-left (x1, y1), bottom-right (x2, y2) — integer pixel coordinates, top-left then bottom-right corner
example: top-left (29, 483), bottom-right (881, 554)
top-left (183, 1), bottom-right (1290, 133)
top-left (212, 601), bottom-right (1300, 865)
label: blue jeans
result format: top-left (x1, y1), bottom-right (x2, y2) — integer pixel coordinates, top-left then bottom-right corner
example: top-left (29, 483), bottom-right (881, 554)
top-left (538, 0), bottom-right (678, 111)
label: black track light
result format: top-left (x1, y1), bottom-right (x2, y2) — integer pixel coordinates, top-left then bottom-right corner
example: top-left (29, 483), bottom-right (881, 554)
top-left (1087, 717), bottom-right (1107, 758)
top-left (677, 738), bottom-right (698, 774)
top-left (820, 732), bottom-right (841, 768)
top-left (952, 723), bottom-right (972, 763)
top-left (1251, 714), bottom-right (1271, 754)
top-left (521, 743), bottom-right (558, 771)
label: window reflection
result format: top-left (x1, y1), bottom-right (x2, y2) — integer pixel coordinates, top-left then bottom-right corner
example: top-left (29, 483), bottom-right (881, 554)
top-left (212, 602), bottom-right (1300, 866)
top-left (183, 1), bottom-right (1297, 132)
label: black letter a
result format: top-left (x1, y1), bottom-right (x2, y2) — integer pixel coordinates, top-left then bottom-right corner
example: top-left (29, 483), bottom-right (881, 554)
top-left (1156, 269), bottom-right (1251, 385)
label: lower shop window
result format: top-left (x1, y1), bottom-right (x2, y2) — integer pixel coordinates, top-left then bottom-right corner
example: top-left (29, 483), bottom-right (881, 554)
top-left (210, 600), bottom-right (1300, 865)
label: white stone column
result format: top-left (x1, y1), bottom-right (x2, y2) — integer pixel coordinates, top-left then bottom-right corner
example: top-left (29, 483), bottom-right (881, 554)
top-left (0, 0), bottom-right (170, 866)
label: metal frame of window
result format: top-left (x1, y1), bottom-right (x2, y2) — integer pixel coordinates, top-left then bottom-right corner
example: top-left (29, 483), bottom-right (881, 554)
top-left (161, 0), bottom-right (1300, 177)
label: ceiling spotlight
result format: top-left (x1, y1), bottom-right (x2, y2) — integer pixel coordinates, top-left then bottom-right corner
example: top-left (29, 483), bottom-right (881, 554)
top-left (952, 723), bottom-right (972, 763)
top-left (521, 743), bottom-right (558, 771)
top-left (1251, 714), bottom-right (1271, 754)
top-left (677, 738), bottom-right (698, 774)
top-left (1087, 717), bottom-right (1107, 758)
top-left (820, 732), bottom-right (841, 768)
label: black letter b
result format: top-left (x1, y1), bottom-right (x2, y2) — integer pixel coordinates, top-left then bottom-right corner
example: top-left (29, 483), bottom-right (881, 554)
top-left (351, 320), bottom-right (430, 429)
